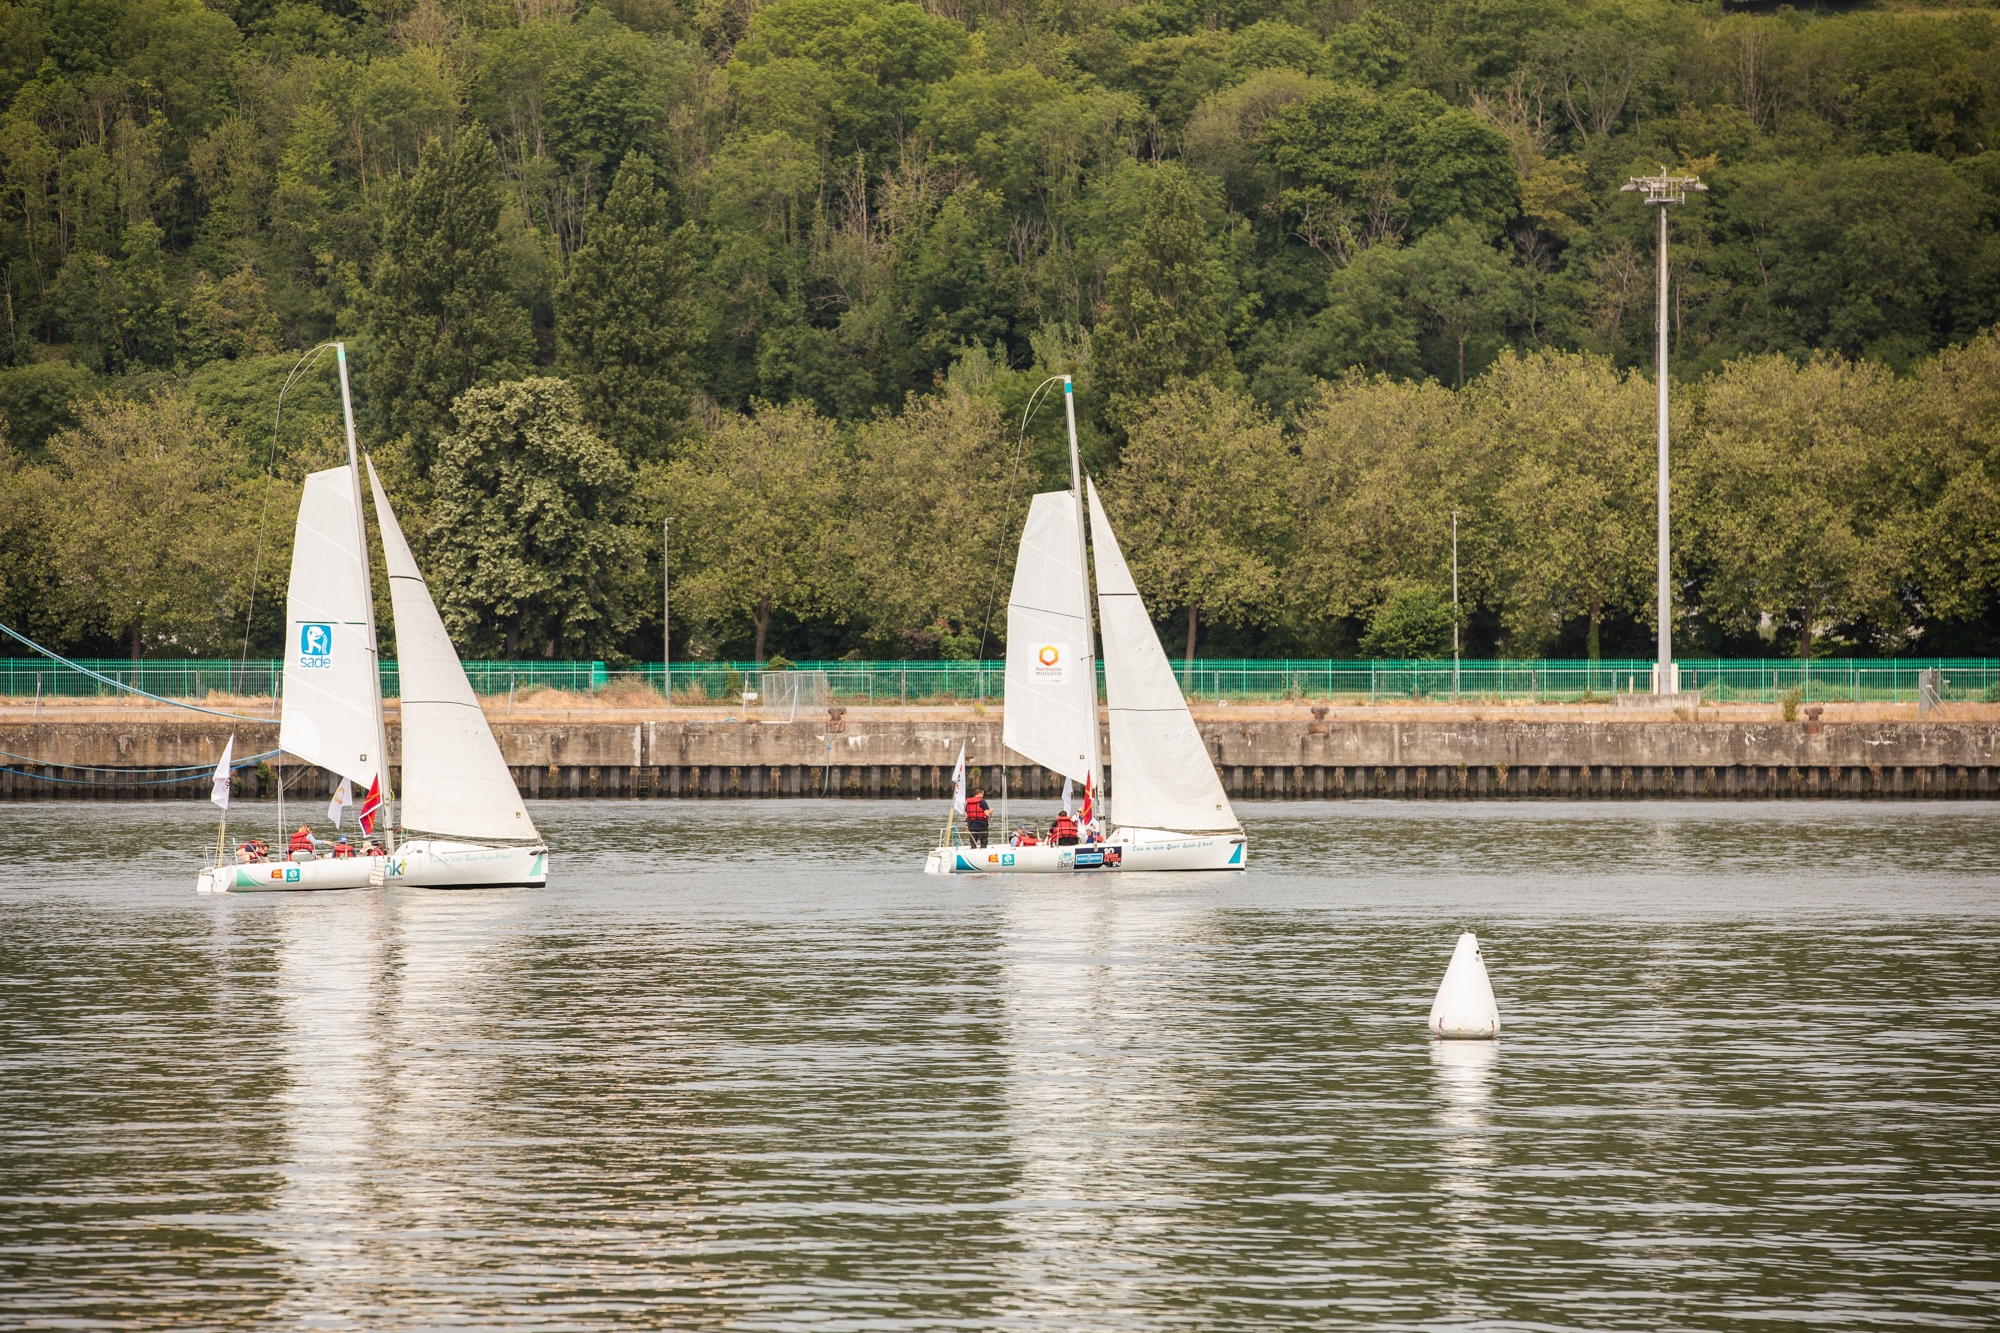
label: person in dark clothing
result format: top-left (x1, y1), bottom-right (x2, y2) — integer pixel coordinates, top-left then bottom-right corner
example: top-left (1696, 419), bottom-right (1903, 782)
top-left (965, 788), bottom-right (991, 847)
top-left (1050, 811), bottom-right (1079, 846)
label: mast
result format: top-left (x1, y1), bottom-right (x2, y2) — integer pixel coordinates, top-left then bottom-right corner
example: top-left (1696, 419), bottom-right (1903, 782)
top-left (336, 343), bottom-right (397, 851)
top-left (1062, 375), bottom-right (1103, 803)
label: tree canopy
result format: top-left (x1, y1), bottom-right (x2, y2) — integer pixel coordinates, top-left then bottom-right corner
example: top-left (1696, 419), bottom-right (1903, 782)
top-left (3, 0), bottom-right (2000, 662)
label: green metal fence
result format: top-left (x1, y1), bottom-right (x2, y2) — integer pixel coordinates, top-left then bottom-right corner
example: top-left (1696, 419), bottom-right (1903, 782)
top-left (7, 657), bottom-right (1999, 705)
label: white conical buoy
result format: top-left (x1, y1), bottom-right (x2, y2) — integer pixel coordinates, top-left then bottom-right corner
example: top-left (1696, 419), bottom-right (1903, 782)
top-left (1429, 932), bottom-right (1500, 1039)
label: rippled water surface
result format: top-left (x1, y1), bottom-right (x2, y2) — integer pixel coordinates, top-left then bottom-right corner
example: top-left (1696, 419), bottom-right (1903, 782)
top-left (2, 799), bottom-right (1997, 1330)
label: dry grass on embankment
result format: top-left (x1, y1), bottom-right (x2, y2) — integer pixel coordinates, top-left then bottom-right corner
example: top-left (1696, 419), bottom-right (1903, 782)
top-left (2, 688), bottom-right (1994, 726)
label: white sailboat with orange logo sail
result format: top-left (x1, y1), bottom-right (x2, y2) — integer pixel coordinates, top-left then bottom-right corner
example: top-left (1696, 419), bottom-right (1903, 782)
top-left (196, 344), bottom-right (547, 893)
top-left (925, 377), bottom-right (1244, 875)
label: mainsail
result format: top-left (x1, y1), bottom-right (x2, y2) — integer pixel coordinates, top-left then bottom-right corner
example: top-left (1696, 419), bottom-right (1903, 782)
top-left (1002, 491), bottom-right (1099, 786)
top-left (279, 467), bottom-right (383, 789)
top-left (367, 461), bottom-right (538, 842)
top-left (1087, 480), bottom-right (1237, 832)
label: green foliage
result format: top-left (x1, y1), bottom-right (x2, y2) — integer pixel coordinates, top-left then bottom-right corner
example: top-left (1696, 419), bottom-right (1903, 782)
top-left (34, 390), bottom-right (264, 657)
top-left (660, 398), bottom-right (847, 661)
top-left (427, 379), bottom-right (641, 661)
top-left (1359, 585), bottom-right (1459, 660)
top-left (1091, 164), bottom-right (1237, 440)
top-left (1101, 379), bottom-right (1290, 658)
top-left (0, 362), bottom-right (94, 455)
top-left (368, 135), bottom-right (533, 475)
top-left (3, 0), bottom-right (2000, 661)
top-left (556, 154), bottom-right (698, 463)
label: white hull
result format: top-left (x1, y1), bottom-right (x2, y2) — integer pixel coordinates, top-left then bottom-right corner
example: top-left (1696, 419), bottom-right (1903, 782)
top-left (925, 828), bottom-right (1244, 875)
top-left (196, 840), bottom-right (547, 893)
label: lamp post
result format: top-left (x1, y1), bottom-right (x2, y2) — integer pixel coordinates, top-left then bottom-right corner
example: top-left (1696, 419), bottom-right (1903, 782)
top-left (672, 512), bottom-right (680, 712)
top-left (1451, 510), bottom-right (1459, 702)
top-left (1620, 167), bottom-right (1706, 695)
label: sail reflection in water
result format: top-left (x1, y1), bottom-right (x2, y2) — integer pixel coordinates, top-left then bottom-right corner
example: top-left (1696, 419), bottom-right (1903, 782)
top-left (267, 895), bottom-right (390, 1321)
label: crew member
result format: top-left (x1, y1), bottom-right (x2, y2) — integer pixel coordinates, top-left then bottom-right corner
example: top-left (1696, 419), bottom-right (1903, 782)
top-left (1051, 810), bottom-right (1079, 846)
top-left (331, 836), bottom-right (355, 859)
top-left (288, 825), bottom-right (316, 856)
top-left (964, 788), bottom-right (991, 848)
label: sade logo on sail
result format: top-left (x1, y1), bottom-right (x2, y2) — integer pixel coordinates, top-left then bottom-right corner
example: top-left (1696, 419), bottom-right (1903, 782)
top-left (298, 623), bottom-right (333, 667)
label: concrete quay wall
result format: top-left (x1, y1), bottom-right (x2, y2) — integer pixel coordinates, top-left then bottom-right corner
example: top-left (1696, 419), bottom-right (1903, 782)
top-left (5, 717), bottom-right (1999, 801)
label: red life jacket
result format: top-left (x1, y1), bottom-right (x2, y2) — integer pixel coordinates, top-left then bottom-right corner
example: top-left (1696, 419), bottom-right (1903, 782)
top-left (288, 830), bottom-right (314, 852)
top-left (1053, 814), bottom-right (1077, 840)
top-left (332, 843), bottom-right (355, 859)
top-left (965, 796), bottom-right (990, 823)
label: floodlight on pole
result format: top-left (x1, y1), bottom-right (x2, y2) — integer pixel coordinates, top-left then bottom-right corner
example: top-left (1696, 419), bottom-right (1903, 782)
top-left (1620, 168), bottom-right (1706, 695)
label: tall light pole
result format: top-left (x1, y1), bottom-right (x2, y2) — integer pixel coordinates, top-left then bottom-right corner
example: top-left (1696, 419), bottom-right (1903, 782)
top-left (1620, 168), bottom-right (1705, 695)
top-left (1451, 511), bottom-right (1459, 701)
top-left (672, 512), bottom-right (680, 712)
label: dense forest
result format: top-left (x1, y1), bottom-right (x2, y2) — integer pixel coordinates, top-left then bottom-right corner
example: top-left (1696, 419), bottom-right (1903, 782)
top-left (0, 0), bottom-right (1998, 666)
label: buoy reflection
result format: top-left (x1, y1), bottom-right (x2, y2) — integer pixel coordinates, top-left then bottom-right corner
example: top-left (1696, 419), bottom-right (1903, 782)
top-left (1430, 1038), bottom-right (1497, 1263)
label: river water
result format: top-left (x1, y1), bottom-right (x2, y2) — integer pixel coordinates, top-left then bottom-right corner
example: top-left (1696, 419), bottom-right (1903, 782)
top-left (1, 799), bottom-right (1996, 1330)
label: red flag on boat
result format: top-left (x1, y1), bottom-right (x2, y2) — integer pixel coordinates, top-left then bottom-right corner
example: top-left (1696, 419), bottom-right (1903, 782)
top-left (1080, 773), bottom-right (1094, 826)
top-left (358, 775), bottom-right (383, 834)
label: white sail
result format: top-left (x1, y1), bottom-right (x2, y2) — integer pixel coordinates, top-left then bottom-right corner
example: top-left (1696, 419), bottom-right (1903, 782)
top-left (280, 467), bottom-right (383, 789)
top-left (1087, 480), bottom-right (1237, 832)
top-left (367, 462), bottom-right (539, 842)
top-left (1002, 491), bottom-right (1098, 785)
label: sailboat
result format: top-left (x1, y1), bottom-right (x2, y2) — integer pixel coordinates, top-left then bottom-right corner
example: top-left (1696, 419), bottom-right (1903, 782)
top-left (196, 344), bottom-right (547, 893)
top-left (924, 376), bottom-right (1244, 875)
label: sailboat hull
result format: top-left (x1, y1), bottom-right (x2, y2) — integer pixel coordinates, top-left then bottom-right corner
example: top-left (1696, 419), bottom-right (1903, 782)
top-left (924, 830), bottom-right (1245, 875)
top-left (196, 841), bottom-right (548, 893)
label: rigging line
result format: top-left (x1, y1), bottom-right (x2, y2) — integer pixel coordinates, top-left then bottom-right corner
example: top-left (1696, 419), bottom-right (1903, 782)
top-left (0, 623), bottom-right (278, 721)
top-left (0, 746), bottom-right (281, 773)
top-left (975, 375), bottom-right (1065, 664)
top-left (3, 753), bottom-right (279, 787)
top-left (239, 342), bottom-right (336, 689)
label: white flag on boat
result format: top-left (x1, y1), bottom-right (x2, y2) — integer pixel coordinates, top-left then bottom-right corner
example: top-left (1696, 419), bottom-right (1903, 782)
top-left (1061, 775), bottom-right (1073, 817)
top-left (951, 744), bottom-right (966, 815)
top-left (209, 735), bottom-right (234, 811)
top-left (328, 776), bottom-right (351, 827)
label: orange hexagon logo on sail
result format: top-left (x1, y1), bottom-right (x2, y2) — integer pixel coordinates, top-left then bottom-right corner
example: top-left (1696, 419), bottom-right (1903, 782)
top-left (1039, 645), bottom-right (1060, 666)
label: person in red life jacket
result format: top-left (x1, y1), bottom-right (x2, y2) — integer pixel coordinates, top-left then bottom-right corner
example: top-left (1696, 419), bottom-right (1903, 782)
top-left (288, 825), bottom-right (316, 856)
top-left (1012, 827), bottom-right (1037, 848)
top-left (964, 788), bottom-right (991, 847)
top-left (1050, 811), bottom-right (1079, 846)
top-left (363, 840), bottom-right (387, 858)
top-left (330, 836), bottom-right (356, 859)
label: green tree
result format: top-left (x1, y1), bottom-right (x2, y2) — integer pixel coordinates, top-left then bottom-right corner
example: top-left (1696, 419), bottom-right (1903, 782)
top-left (1289, 374), bottom-right (1485, 637)
top-left (1686, 354), bottom-right (1908, 662)
top-left (38, 390), bottom-right (260, 658)
top-left (1100, 379), bottom-right (1290, 667)
top-left (1475, 351), bottom-right (1655, 658)
top-left (1359, 585), bottom-right (1458, 660)
top-left (1407, 218), bottom-right (1523, 388)
top-left (1895, 329), bottom-right (2000, 638)
top-left (427, 378), bottom-right (642, 660)
top-left (556, 154), bottom-right (698, 463)
top-left (367, 135), bottom-right (533, 476)
top-left (660, 398), bottom-right (846, 660)
top-left (842, 387), bottom-right (1012, 656)
top-left (0, 361), bottom-right (94, 455)
top-left (1091, 165), bottom-right (1236, 441)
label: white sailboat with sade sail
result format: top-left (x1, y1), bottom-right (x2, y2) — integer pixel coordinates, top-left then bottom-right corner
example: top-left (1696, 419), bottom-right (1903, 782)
top-left (196, 343), bottom-right (547, 894)
top-left (925, 377), bottom-right (1243, 875)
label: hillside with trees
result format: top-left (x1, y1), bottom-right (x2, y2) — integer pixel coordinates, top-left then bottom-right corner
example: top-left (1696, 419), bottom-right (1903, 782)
top-left (0, 0), bottom-right (1997, 664)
